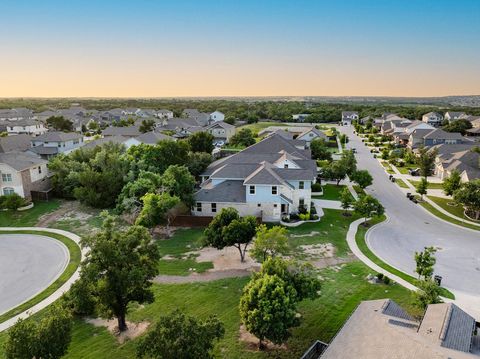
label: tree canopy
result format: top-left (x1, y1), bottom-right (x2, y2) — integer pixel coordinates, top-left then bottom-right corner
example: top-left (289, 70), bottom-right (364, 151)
top-left (453, 179), bottom-right (480, 220)
top-left (160, 165), bottom-right (196, 206)
top-left (351, 170), bottom-right (373, 189)
top-left (139, 119), bottom-right (156, 133)
top-left (416, 147), bottom-right (437, 178)
top-left (135, 192), bottom-right (180, 228)
top-left (414, 246), bottom-right (437, 280)
top-left (310, 138), bottom-right (332, 161)
top-left (353, 194), bottom-right (385, 225)
top-left (442, 170), bottom-right (462, 196)
top-left (188, 131), bottom-right (215, 154)
top-left (46, 115), bottom-right (73, 132)
top-left (230, 128), bottom-right (255, 147)
top-left (251, 225), bottom-right (289, 262)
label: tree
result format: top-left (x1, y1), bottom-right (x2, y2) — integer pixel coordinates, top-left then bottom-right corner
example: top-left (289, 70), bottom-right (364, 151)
top-left (443, 119), bottom-right (472, 135)
top-left (442, 169), bottom-right (462, 196)
top-left (4, 303), bottom-right (72, 359)
top-left (239, 258), bottom-right (320, 349)
top-left (204, 208), bottom-right (257, 262)
top-left (353, 194), bottom-right (385, 225)
top-left (135, 192), bottom-right (180, 229)
top-left (416, 146), bottom-right (437, 179)
top-left (453, 179), bottom-right (480, 220)
top-left (139, 119), bottom-right (156, 133)
top-left (160, 165), bottom-right (196, 206)
top-left (340, 187), bottom-right (353, 215)
top-left (230, 128), bottom-right (255, 147)
top-left (251, 225), bottom-right (289, 262)
top-left (188, 131), bottom-right (215, 154)
top-left (351, 170), bottom-right (373, 189)
top-left (186, 152), bottom-right (212, 177)
top-left (323, 160), bottom-right (348, 185)
top-left (416, 177), bottom-right (428, 199)
top-left (116, 171), bottom-right (162, 213)
top-left (79, 214), bottom-right (160, 331)
top-left (46, 115), bottom-right (73, 132)
top-left (414, 279), bottom-right (443, 310)
top-left (414, 246), bottom-right (436, 280)
top-left (136, 310), bottom-right (225, 359)
top-left (341, 150), bottom-right (357, 175)
top-left (310, 138), bottom-right (332, 161)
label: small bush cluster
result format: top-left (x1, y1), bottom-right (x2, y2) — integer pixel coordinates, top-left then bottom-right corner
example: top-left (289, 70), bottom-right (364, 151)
top-left (0, 193), bottom-right (27, 210)
top-left (376, 272), bottom-right (391, 285)
top-left (311, 183), bottom-right (322, 192)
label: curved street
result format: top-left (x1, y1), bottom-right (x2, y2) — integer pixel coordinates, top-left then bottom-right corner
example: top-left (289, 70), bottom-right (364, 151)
top-left (338, 125), bottom-right (480, 317)
top-left (0, 233), bottom-right (69, 315)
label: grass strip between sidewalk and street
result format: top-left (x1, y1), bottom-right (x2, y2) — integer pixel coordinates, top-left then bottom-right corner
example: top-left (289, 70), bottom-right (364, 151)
top-left (0, 230), bottom-right (81, 324)
top-left (354, 216), bottom-right (455, 300)
top-left (418, 201), bottom-right (480, 232)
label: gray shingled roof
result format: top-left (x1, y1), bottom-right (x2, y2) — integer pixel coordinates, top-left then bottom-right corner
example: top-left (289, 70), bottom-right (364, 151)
top-left (381, 299), bottom-right (415, 321)
top-left (424, 129), bottom-right (463, 140)
top-left (195, 180), bottom-right (246, 203)
top-left (0, 134), bottom-right (32, 153)
top-left (102, 126), bottom-right (141, 137)
top-left (206, 121), bottom-right (235, 130)
top-left (210, 164), bottom-right (260, 179)
top-left (440, 304), bottom-right (476, 353)
top-left (0, 151), bottom-right (47, 171)
top-left (135, 131), bottom-right (174, 144)
top-left (34, 131), bottom-right (82, 142)
top-left (83, 135), bottom-right (131, 149)
top-left (244, 162), bottom-right (285, 185)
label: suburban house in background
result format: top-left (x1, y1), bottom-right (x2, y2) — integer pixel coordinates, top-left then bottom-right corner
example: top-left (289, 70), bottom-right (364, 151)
top-left (0, 151), bottom-right (50, 200)
top-left (0, 108), bottom-right (34, 121)
top-left (155, 109), bottom-right (174, 119)
top-left (0, 134), bottom-right (32, 153)
top-left (307, 299), bottom-right (480, 359)
top-left (292, 113), bottom-right (310, 122)
top-left (433, 143), bottom-right (480, 182)
top-left (206, 121), bottom-right (235, 143)
top-left (209, 110), bottom-right (225, 124)
top-left (341, 111), bottom-right (359, 125)
top-left (29, 132), bottom-right (84, 159)
top-left (102, 126), bottom-right (142, 138)
top-left (445, 111), bottom-right (467, 122)
top-left (194, 133), bottom-right (316, 222)
top-left (6, 119), bottom-right (47, 136)
top-left (296, 127), bottom-right (329, 146)
top-left (422, 112), bottom-right (444, 127)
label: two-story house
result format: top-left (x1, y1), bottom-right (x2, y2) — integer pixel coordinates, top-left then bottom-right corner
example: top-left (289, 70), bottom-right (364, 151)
top-left (422, 128), bottom-right (463, 146)
top-left (0, 151), bottom-right (50, 200)
top-left (296, 127), bottom-right (328, 147)
top-left (194, 133), bottom-right (316, 222)
top-left (422, 112), bottom-right (444, 127)
top-left (444, 111), bottom-right (467, 123)
top-left (209, 111), bottom-right (225, 124)
top-left (29, 132), bottom-right (84, 159)
top-left (6, 119), bottom-right (47, 136)
top-left (155, 109), bottom-right (174, 119)
top-left (341, 111), bottom-right (359, 125)
top-left (206, 121), bottom-right (235, 143)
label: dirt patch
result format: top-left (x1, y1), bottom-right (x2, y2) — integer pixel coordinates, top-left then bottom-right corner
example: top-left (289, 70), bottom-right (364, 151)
top-left (85, 317), bottom-right (149, 344)
top-left (299, 243), bottom-right (335, 258)
top-left (191, 246), bottom-right (261, 271)
top-left (239, 325), bottom-right (287, 352)
top-left (154, 268), bottom-right (252, 284)
top-left (311, 256), bottom-right (354, 269)
top-left (290, 231), bottom-right (320, 238)
top-left (36, 200), bottom-right (79, 227)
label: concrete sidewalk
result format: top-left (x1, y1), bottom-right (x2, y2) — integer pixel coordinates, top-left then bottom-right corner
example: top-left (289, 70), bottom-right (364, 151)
top-left (0, 227), bottom-right (85, 332)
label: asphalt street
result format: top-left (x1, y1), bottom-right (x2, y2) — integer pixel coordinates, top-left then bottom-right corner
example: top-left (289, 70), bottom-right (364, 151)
top-left (338, 126), bottom-right (480, 298)
top-left (0, 234), bottom-right (69, 315)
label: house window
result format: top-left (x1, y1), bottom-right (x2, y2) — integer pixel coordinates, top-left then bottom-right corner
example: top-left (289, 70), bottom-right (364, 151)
top-left (284, 164), bottom-right (289, 168)
top-left (299, 181), bottom-right (304, 189)
top-left (211, 203), bottom-right (217, 213)
top-left (2, 173), bottom-right (12, 182)
top-left (249, 185), bottom-right (255, 194)
top-left (273, 204), bottom-right (278, 208)
top-left (272, 186), bottom-right (278, 195)
top-left (196, 202), bottom-right (202, 212)
top-left (3, 187), bottom-right (14, 195)
top-left (257, 203), bottom-right (261, 207)
top-left (299, 198), bottom-right (305, 207)
top-left (38, 166), bottom-right (42, 174)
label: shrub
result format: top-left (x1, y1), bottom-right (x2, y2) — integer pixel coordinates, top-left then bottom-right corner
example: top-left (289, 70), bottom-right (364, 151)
top-left (311, 183), bottom-right (322, 192)
top-left (376, 273), bottom-right (384, 281)
top-left (0, 193), bottom-right (27, 210)
top-left (310, 203), bottom-right (317, 215)
top-left (383, 276), bottom-right (391, 285)
top-left (298, 205), bottom-right (308, 215)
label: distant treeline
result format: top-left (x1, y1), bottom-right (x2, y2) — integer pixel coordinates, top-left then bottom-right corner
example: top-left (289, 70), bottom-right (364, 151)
top-left (1, 98), bottom-right (479, 123)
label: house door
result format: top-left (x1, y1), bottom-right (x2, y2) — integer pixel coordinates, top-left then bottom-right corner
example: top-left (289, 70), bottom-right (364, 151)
top-left (281, 204), bottom-right (288, 214)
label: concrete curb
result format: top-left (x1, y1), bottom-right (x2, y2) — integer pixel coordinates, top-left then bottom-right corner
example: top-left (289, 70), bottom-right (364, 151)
top-left (0, 227), bottom-right (85, 332)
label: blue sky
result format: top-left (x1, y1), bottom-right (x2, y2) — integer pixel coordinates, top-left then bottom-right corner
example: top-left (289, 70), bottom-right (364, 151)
top-left (1, 0), bottom-right (479, 97)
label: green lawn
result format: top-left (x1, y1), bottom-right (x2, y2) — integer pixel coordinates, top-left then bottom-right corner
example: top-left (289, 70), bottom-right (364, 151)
top-left (409, 180), bottom-right (444, 190)
top-left (156, 228), bottom-right (214, 276)
top-left (380, 161), bottom-right (395, 174)
top-left (355, 215), bottom-right (454, 299)
top-left (313, 184), bottom-right (353, 201)
top-left (0, 200), bottom-right (60, 227)
top-left (396, 165), bottom-right (416, 175)
top-left (428, 196), bottom-right (480, 223)
top-left (419, 201), bottom-right (480, 232)
top-left (396, 179), bottom-right (409, 189)
top-left (0, 230), bottom-right (81, 324)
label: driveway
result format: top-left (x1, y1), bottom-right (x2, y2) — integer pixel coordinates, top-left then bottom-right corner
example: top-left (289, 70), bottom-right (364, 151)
top-left (0, 234), bottom-right (69, 315)
top-left (337, 126), bottom-right (480, 316)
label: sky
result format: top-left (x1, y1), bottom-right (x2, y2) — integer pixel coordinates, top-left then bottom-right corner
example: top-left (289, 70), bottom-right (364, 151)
top-left (0, 0), bottom-right (479, 97)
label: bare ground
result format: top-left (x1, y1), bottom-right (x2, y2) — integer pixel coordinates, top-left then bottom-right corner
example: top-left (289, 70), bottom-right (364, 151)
top-left (85, 318), bottom-right (150, 344)
top-left (239, 325), bottom-right (287, 352)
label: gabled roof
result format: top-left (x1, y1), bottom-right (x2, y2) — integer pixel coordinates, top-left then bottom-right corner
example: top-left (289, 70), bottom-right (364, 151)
top-left (135, 131), bottom-right (174, 144)
top-left (244, 162), bottom-right (285, 185)
top-left (424, 129), bottom-right (462, 140)
top-left (0, 151), bottom-right (47, 171)
top-left (206, 121), bottom-right (235, 130)
top-left (269, 128), bottom-right (294, 140)
top-left (195, 180), bottom-right (246, 203)
top-left (0, 134), bottom-right (32, 153)
top-left (102, 126), bottom-right (141, 137)
top-left (83, 135), bottom-right (134, 149)
top-left (33, 131), bottom-right (82, 142)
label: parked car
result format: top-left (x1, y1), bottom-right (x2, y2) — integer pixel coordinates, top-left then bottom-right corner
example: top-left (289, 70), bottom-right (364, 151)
top-left (406, 192), bottom-right (411, 198)
top-left (408, 168), bottom-right (420, 176)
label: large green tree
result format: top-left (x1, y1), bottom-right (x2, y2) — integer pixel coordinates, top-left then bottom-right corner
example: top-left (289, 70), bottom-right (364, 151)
top-left (453, 179), bottom-right (480, 220)
top-left (230, 128), bottom-right (255, 147)
top-left (416, 147), bottom-right (438, 178)
top-left (204, 208), bottom-right (257, 262)
top-left (186, 152), bottom-right (212, 177)
top-left (416, 177), bottom-right (428, 199)
top-left (116, 171), bottom-right (162, 213)
top-left (251, 225), bottom-right (289, 262)
top-left (46, 115), bottom-right (73, 131)
top-left (135, 192), bottom-right (180, 229)
top-left (443, 119), bottom-right (472, 135)
top-left (139, 119), bottom-right (156, 133)
top-left (353, 194), bottom-right (385, 225)
top-left (340, 187), bottom-right (354, 215)
top-left (442, 169), bottom-right (462, 196)
top-left (414, 279), bottom-right (443, 310)
top-left (4, 304), bottom-right (72, 359)
top-left (310, 138), bottom-right (332, 161)
top-left (351, 169), bottom-right (373, 189)
top-left (160, 165), bottom-right (196, 206)
top-left (136, 310), bottom-right (225, 359)
top-left (188, 131), bottom-right (215, 153)
top-left (78, 214), bottom-right (160, 331)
